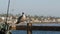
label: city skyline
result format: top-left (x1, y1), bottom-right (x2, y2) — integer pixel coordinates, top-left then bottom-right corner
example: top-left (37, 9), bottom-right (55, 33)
top-left (0, 0), bottom-right (60, 17)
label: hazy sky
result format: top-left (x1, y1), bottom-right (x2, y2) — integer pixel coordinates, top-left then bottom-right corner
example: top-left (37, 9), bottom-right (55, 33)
top-left (0, 0), bottom-right (60, 17)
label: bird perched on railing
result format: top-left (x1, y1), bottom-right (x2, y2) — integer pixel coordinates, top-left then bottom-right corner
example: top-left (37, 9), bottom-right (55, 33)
top-left (16, 12), bottom-right (27, 24)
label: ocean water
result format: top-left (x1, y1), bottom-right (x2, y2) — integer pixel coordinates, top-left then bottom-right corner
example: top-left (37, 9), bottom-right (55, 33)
top-left (11, 30), bottom-right (60, 34)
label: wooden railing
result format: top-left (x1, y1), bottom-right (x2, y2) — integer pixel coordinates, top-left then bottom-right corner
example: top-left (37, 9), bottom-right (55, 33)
top-left (10, 23), bottom-right (60, 34)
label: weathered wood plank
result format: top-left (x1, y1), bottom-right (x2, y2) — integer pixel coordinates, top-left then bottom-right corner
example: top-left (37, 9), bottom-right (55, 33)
top-left (10, 23), bottom-right (60, 31)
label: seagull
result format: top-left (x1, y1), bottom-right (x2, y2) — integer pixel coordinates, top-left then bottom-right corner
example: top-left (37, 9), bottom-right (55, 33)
top-left (16, 12), bottom-right (26, 24)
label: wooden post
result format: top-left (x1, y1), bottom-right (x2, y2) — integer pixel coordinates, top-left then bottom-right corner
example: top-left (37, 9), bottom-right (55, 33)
top-left (10, 25), bottom-right (16, 30)
top-left (27, 23), bottom-right (32, 34)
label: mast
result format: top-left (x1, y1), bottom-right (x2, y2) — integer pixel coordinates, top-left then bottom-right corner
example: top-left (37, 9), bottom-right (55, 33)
top-left (6, 0), bottom-right (10, 23)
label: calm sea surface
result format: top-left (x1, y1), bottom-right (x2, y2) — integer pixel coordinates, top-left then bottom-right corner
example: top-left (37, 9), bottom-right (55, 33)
top-left (11, 30), bottom-right (60, 34)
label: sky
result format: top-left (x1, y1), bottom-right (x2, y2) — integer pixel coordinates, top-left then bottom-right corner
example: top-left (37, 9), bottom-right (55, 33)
top-left (0, 0), bottom-right (60, 17)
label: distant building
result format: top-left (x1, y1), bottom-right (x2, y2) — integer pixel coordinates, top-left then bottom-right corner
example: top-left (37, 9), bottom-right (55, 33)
top-left (56, 18), bottom-right (60, 22)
